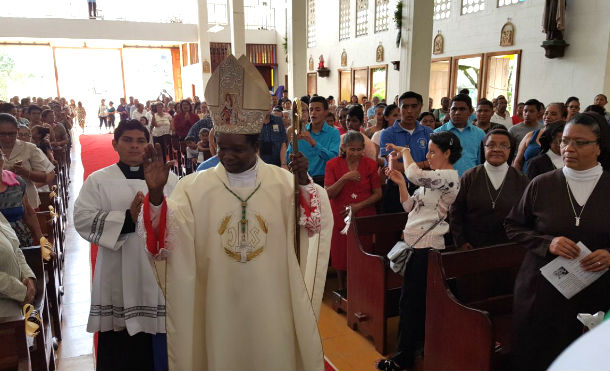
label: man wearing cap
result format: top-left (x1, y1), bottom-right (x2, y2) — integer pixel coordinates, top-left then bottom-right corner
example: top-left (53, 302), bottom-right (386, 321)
top-left (140, 55), bottom-right (332, 371)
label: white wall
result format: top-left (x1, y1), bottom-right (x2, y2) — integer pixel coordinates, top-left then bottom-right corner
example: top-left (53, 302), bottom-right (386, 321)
top-left (0, 17), bottom-right (198, 42)
top-left (431, 0), bottom-right (610, 106)
top-left (306, 0), bottom-right (402, 102)
top-left (309, 0), bottom-right (610, 107)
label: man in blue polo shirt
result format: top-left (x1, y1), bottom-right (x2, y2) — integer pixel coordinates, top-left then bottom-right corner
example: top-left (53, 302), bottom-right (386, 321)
top-left (286, 96), bottom-right (340, 186)
top-left (379, 91), bottom-right (433, 212)
top-left (434, 94), bottom-right (485, 177)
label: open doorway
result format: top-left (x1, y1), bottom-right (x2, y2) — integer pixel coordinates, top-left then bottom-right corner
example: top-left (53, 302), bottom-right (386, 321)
top-left (54, 48), bottom-right (124, 132)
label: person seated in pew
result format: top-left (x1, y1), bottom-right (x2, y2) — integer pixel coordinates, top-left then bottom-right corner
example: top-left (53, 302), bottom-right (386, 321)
top-left (29, 125), bottom-right (57, 166)
top-left (505, 112), bottom-right (610, 371)
top-left (0, 213), bottom-right (36, 317)
top-left (0, 151), bottom-right (45, 248)
top-left (74, 120), bottom-right (179, 371)
top-left (0, 114), bottom-right (55, 210)
top-left (450, 129), bottom-right (528, 249)
top-left (377, 132), bottom-right (462, 371)
top-left (526, 121), bottom-right (565, 180)
top-left (325, 130), bottom-right (382, 290)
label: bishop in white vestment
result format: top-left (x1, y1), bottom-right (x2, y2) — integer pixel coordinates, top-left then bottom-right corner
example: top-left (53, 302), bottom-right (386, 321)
top-left (140, 55), bottom-right (333, 371)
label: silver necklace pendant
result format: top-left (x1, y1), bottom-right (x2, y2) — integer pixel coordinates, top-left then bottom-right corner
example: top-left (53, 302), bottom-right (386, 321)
top-left (575, 217), bottom-right (580, 227)
top-left (491, 201), bottom-right (496, 210)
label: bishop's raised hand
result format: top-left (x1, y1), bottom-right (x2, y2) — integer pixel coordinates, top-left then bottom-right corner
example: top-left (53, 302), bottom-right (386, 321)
top-left (142, 143), bottom-right (172, 205)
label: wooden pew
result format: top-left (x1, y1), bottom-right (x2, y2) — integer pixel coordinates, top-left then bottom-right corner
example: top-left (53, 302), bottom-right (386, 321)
top-left (35, 212), bottom-right (63, 342)
top-left (423, 243), bottom-right (527, 371)
top-left (21, 246), bottom-right (56, 371)
top-left (346, 212), bottom-right (408, 355)
top-left (0, 314), bottom-right (31, 371)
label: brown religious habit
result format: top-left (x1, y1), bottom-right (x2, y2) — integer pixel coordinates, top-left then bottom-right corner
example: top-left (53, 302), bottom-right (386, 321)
top-left (504, 169), bottom-right (610, 371)
top-left (450, 164), bottom-right (528, 248)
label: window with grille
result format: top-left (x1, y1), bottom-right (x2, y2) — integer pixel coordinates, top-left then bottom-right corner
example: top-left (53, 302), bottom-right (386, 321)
top-left (374, 0), bottom-right (389, 33)
top-left (339, 0), bottom-right (351, 40)
top-left (498, 0), bottom-right (525, 6)
top-left (434, 0), bottom-right (451, 20)
top-left (307, 0), bottom-right (316, 47)
top-left (356, 0), bottom-right (369, 37)
top-left (461, 0), bottom-right (485, 14)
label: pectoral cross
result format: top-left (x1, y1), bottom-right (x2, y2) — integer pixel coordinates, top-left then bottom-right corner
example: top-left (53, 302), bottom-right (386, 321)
top-left (237, 239), bottom-right (253, 263)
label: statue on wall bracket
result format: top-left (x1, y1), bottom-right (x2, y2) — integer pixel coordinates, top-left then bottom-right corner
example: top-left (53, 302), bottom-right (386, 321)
top-left (202, 60), bottom-right (211, 73)
top-left (309, 55), bottom-right (314, 71)
top-left (433, 31), bottom-right (444, 55)
top-left (376, 43), bottom-right (384, 62)
top-left (500, 19), bottom-right (515, 47)
top-left (541, 0), bottom-right (568, 58)
top-left (341, 50), bottom-right (347, 67)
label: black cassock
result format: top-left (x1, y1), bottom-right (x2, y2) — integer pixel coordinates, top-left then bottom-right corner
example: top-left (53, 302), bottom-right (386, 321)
top-left (505, 169), bottom-right (610, 371)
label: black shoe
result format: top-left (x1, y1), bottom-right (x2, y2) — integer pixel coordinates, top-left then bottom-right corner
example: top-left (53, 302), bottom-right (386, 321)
top-left (375, 359), bottom-right (402, 371)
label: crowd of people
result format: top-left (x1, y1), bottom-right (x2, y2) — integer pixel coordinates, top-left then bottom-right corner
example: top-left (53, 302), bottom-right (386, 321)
top-left (2, 76), bottom-right (610, 370)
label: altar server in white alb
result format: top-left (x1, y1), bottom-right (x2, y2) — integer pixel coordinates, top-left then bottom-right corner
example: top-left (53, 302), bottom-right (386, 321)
top-left (74, 120), bottom-right (178, 371)
top-left (139, 55), bottom-right (333, 371)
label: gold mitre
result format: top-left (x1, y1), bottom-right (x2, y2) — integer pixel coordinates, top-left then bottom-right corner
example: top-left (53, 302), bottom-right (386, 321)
top-left (205, 55), bottom-right (269, 134)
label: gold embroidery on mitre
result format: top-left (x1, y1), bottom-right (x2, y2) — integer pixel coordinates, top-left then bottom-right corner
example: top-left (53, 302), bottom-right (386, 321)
top-left (205, 55), bottom-right (270, 135)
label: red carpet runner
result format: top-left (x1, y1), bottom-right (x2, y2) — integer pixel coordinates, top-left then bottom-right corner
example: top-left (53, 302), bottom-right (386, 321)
top-left (79, 133), bottom-right (118, 357)
top-left (79, 134), bottom-right (338, 370)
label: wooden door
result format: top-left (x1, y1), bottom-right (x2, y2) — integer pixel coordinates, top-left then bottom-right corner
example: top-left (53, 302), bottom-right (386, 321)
top-left (352, 68), bottom-right (368, 103)
top-left (339, 70), bottom-right (352, 103)
top-left (307, 73), bottom-right (317, 96)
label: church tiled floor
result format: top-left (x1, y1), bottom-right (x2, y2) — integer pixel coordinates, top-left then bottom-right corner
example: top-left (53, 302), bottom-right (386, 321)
top-left (56, 132), bottom-right (388, 371)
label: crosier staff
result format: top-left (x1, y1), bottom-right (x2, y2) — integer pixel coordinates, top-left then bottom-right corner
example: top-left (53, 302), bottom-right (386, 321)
top-left (292, 98), bottom-right (303, 264)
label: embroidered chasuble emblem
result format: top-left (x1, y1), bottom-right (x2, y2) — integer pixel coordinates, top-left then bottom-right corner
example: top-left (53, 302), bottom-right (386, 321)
top-left (218, 213), bottom-right (268, 262)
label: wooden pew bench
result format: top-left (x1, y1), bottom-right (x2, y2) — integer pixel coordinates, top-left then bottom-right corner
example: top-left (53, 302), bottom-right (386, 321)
top-left (21, 246), bottom-right (56, 371)
top-left (346, 212), bottom-right (408, 355)
top-left (0, 314), bottom-right (30, 370)
top-left (423, 243), bottom-right (526, 371)
top-left (35, 211), bottom-right (63, 343)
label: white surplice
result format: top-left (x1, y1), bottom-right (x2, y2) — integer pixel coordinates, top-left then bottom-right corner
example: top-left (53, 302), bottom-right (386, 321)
top-left (73, 164), bottom-right (178, 335)
top-left (141, 159), bottom-right (332, 371)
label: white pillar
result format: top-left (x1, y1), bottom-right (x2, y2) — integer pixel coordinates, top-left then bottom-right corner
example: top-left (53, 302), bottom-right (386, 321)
top-left (287, 0), bottom-right (307, 98)
top-left (228, 0), bottom-right (246, 57)
top-left (197, 0), bottom-right (212, 91)
top-left (399, 0), bottom-right (434, 99)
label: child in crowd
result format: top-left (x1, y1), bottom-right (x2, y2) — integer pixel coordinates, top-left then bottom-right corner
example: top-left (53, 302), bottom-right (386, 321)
top-left (184, 136), bottom-right (199, 174)
top-left (197, 128), bottom-right (211, 163)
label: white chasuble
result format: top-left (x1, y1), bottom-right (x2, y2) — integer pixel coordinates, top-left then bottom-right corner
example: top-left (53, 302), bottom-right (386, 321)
top-left (73, 164), bottom-right (178, 335)
top-left (149, 160), bottom-right (332, 371)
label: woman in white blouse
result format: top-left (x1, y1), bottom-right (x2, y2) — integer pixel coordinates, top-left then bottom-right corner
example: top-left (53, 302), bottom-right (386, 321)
top-left (377, 131), bottom-right (462, 371)
top-left (150, 102), bottom-right (172, 161)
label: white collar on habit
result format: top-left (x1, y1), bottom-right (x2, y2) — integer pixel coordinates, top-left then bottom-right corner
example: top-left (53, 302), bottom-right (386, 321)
top-left (226, 159), bottom-right (259, 188)
top-left (546, 150), bottom-right (563, 169)
top-left (562, 163), bottom-right (603, 206)
top-left (484, 161), bottom-right (509, 190)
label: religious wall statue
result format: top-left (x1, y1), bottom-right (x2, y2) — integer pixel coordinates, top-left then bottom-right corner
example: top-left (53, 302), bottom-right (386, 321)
top-left (433, 31), bottom-right (444, 55)
top-left (500, 20), bottom-right (515, 47)
top-left (202, 60), bottom-right (211, 73)
top-left (309, 56), bottom-right (314, 71)
top-left (541, 0), bottom-right (568, 58)
top-left (542, 0), bottom-right (566, 41)
top-left (341, 50), bottom-right (347, 67)
top-left (376, 43), bottom-right (384, 62)
top-left (318, 55), bottom-right (325, 70)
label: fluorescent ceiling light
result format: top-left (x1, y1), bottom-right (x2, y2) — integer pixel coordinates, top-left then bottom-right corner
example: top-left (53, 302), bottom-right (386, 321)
top-left (208, 24), bottom-right (224, 33)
